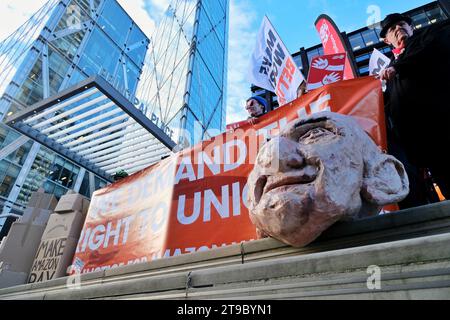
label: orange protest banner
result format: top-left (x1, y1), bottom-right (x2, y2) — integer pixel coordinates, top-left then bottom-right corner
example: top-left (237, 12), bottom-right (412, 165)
top-left (72, 77), bottom-right (386, 273)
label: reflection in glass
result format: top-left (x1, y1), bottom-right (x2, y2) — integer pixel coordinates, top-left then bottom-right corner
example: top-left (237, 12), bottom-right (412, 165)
top-left (78, 28), bottom-right (121, 76)
top-left (361, 29), bottom-right (380, 47)
top-left (349, 33), bottom-right (365, 51)
top-left (411, 11), bottom-right (430, 29)
top-left (426, 6), bottom-right (446, 24)
top-left (97, 0), bottom-right (132, 47)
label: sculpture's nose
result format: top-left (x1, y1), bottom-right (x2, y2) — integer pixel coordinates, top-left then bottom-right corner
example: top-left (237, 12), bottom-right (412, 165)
top-left (278, 141), bottom-right (305, 173)
top-left (257, 137), bottom-right (305, 173)
top-left (284, 151), bottom-right (304, 170)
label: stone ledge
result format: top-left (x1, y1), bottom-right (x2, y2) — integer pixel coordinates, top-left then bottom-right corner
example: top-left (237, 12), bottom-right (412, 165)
top-left (1, 201), bottom-right (450, 299)
top-left (109, 261), bottom-right (450, 300)
top-left (0, 233), bottom-right (450, 300)
top-left (190, 233), bottom-right (450, 287)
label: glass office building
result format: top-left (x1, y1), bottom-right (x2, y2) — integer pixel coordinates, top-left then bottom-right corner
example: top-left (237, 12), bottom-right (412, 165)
top-left (0, 0), bottom-right (230, 236)
top-left (185, 0), bottom-right (229, 145)
top-left (137, 0), bottom-right (229, 146)
top-left (0, 0), bottom-right (149, 229)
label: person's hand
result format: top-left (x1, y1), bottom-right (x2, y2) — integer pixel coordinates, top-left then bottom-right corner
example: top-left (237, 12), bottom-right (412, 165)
top-left (248, 117), bottom-right (259, 126)
top-left (322, 72), bottom-right (341, 85)
top-left (312, 57), bottom-right (329, 70)
top-left (379, 67), bottom-right (397, 81)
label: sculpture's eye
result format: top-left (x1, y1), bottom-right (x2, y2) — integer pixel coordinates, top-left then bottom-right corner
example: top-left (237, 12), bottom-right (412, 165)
top-left (299, 127), bottom-right (335, 144)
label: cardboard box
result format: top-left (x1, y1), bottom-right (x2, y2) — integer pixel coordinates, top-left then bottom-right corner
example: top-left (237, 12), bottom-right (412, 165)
top-left (27, 191), bottom-right (90, 284)
top-left (28, 236), bottom-right (78, 283)
top-left (43, 210), bottom-right (86, 240)
top-left (19, 207), bottom-right (53, 227)
top-left (26, 189), bottom-right (58, 211)
top-left (0, 223), bottom-right (47, 273)
top-left (54, 193), bottom-right (89, 216)
top-left (0, 268), bottom-right (28, 289)
top-left (0, 190), bottom-right (58, 288)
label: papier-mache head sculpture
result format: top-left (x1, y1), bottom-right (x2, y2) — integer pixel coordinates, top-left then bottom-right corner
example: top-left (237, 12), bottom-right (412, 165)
top-left (247, 112), bottom-right (409, 247)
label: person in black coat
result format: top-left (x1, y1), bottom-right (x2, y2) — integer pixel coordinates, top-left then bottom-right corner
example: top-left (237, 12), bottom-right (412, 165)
top-left (380, 13), bottom-right (450, 205)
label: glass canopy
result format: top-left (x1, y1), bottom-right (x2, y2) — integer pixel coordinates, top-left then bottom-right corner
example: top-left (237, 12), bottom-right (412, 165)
top-left (5, 76), bottom-right (176, 181)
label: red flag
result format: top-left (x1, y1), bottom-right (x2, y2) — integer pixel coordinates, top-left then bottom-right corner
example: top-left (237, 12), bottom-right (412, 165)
top-left (315, 15), bottom-right (357, 80)
top-left (307, 53), bottom-right (346, 91)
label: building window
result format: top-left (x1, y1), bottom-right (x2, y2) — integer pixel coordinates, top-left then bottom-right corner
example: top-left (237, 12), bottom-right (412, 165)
top-left (5, 140), bottom-right (33, 166)
top-left (126, 23), bottom-right (148, 66)
top-left (79, 172), bottom-right (90, 198)
top-left (359, 65), bottom-right (370, 75)
top-left (16, 149), bottom-right (82, 205)
top-left (48, 156), bottom-right (79, 188)
top-left (0, 124), bottom-right (20, 149)
top-left (349, 33), bottom-right (365, 51)
top-left (361, 29), bottom-right (380, 47)
top-left (411, 11), bottom-right (430, 29)
top-left (114, 56), bottom-right (140, 94)
top-left (16, 58), bottom-right (44, 106)
top-left (293, 55), bottom-right (303, 70)
top-left (306, 47), bottom-right (324, 64)
top-left (425, 6), bottom-right (447, 24)
top-left (55, 0), bottom-right (91, 32)
top-left (97, 0), bottom-right (132, 47)
top-left (78, 28), bottom-right (121, 77)
top-left (48, 48), bottom-right (70, 95)
top-left (355, 52), bottom-right (371, 63)
top-left (16, 146), bottom-right (55, 205)
top-left (94, 176), bottom-right (107, 190)
top-left (0, 160), bottom-right (20, 198)
top-left (51, 29), bottom-right (87, 61)
top-left (43, 181), bottom-right (67, 199)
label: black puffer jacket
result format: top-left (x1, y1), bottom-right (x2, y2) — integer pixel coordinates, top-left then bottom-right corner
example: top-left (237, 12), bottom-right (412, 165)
top-left (385, 20), bottom-right (450, 166)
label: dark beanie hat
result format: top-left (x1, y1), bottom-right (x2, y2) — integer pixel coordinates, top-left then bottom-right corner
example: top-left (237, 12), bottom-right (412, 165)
top-left (247, 96), bottom-right (268, 110)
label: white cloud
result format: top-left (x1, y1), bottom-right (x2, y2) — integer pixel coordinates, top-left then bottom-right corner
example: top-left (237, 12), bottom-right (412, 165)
top-left (226, 0), bottom-right (259, 125)
top-left (123, 0), bottom-right (253, 127)
top-left (118, 0), bottom-right (158, 39)
top-left (0, 0), bottom-right (50, 96)
top-left (0, 0), bottom-right (48, 41)
top-left (0, 0), bottom-right (166, 43)
top-left (148, 0), bottom-right (172, 14)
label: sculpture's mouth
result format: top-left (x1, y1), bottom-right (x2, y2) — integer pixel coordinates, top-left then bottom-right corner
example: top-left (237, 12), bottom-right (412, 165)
top-left (253, 166), bottom-right (318, 205)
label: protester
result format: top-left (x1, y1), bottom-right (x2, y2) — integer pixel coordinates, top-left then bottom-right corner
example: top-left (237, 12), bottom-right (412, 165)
top-left (246, 96), bottom-right (268, 119)
top-left (296, 81), bottom-right (307, 99)
top-left (380, 13), bottom-right (450, 206)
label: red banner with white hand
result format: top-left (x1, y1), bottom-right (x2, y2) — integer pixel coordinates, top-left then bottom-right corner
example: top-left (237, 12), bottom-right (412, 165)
top-left (307, 53), bottom-right (346, 91)
top-left (315, 15), bottom-right (357, 80)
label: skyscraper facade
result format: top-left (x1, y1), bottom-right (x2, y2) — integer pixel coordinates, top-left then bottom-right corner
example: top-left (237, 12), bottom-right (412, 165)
top-left (137, 0), bottom-right (229, 146)
top-left (0, 0), bottom-right (149, 226)
top-left (0, 0), bottom-right (230, 236)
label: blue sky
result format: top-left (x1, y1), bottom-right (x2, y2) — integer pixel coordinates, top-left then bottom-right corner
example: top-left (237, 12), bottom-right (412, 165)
top-left (254, 0), bottom-right (433, 52)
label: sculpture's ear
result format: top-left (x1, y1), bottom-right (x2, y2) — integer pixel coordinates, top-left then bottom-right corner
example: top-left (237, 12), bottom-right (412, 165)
top-left (361, 154), bottom-right (410, 205)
